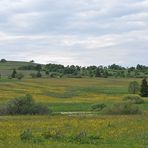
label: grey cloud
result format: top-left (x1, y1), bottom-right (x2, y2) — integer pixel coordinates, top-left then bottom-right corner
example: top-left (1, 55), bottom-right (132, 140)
top-left (0, 0), bottom-right (148, 66)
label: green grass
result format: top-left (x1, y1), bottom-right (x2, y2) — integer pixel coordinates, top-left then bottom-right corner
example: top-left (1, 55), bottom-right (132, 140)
top-left (0, 115), bottom-right (148, 148)
top-left (48, 103), bottom-right (92, 112)
top-left (0, 75), bottom-right (148, 147)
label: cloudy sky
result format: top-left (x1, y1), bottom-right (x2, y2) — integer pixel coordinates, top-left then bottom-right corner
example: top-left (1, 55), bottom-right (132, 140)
top-left (0, 0), bottom-right (148, 66)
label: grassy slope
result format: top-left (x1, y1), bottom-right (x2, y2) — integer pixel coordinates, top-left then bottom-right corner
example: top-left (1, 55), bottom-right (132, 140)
top-left (0, 62), bottom-right (147, 112)
top-left (0, 61), bottom-right (39, 77)
top-left (0, 77), bottom-right (147, 112)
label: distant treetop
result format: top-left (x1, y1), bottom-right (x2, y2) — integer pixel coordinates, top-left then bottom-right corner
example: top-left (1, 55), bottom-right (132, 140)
top-left (0, 59), bottom-right (7, 63)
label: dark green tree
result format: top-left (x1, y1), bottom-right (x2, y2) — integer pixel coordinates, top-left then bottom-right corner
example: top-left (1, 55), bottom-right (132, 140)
top-left (103, 70), bottom-right (108, 78)
top-left (11, 69), bottom-right (17, 78)
top-left (140, 78), bottom-right (148, 97)
top-left (95, 68), bottom-right (101, 77)
top-left (35, 64), bottom-right (42, 71)
top-left (0, 59), bottom-right (7, 63)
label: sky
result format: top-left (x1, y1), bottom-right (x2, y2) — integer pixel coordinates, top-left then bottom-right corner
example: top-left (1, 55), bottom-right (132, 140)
top-left (0, 0), bottom-right (148, 66)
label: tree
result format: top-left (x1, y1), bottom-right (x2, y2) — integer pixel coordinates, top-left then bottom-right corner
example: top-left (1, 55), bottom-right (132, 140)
top-left (11, 69), bottom-right (17, 78)
top-left (45, 71), bottom-right (49, 76)
top-left (0, 59), bottom-right (7, 63)
top-left (30, 60), bottom-right (34, 63)
top-left (140, 78), bottom-right (148, 97)
top-left (103, 70), bottom-right (108, 78)
top-left (35, 64), bottom-right (42, 71)
top-left (95, 68), bottom-right (101, 77)
top-left (128, 81), bottom-right (140, 94)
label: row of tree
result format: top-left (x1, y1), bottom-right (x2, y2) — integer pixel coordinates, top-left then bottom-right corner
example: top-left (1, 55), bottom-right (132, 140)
top-left (18, 63), bottom-right (148, 78)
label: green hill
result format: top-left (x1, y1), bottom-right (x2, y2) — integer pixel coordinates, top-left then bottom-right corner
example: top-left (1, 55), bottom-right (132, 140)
top-left (0, 61), bottom-right (37, 70)
top-left (0, 61), bottom-right (39, 77)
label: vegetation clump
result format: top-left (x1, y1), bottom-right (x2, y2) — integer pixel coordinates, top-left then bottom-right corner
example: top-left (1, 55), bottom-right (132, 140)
top-left (0, 94), bottom-right (51, 115)
top-left (128, 81), bottom-right (140, 94)
top-left (123, 95), bottom-right (144, 104)
top-left (91, 103), bottom-right (106, 111)
top-left (0, 59), bottom-right (7, 63)
top-left (140, 78), bottom-right (148, 97)
top-left (103, 102), bottom-right (142, 115)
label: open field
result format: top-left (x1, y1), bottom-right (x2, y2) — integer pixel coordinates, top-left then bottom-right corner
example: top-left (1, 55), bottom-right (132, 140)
top-left (0, 77), bottom-right (148, 147)
top-left (0, 77), bottom-right (148, 111)
top-left (0, 115), bottom-right (148, 148)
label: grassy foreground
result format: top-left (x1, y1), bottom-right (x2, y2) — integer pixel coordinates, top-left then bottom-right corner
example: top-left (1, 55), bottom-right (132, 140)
top-left (0, 114), bottom-right (148, 148)
top-left (0, 78), bottom-right (148, 147)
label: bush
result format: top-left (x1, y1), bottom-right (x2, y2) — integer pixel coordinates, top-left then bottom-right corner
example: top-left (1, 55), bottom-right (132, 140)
top-left (123, 95), bottom-right (144, 104)
top-left (30, 73), bottom-right (37, 78)
top-left (128, 81), bottom-right (140, 94)
top-left (0, 94), bottom-right (51, 115)
top-left (103, 102), bottom-right (142, 115)
top-left (20, 129), bottom-right (33, 141)
top-left (16, 73), bottom-right (24, 80)
top-left (36, 71), bottom-right (42, 78)
top-left (31, 103), bottom-right (51, 115)
top-left (91, 103), bottom-right (106, 111)
top-left (0, 104), bottom-right (7, 115)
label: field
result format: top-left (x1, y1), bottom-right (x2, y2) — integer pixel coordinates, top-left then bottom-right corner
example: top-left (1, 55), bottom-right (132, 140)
top-left (0, 61), bottom-right (148, 148)
top-left (0, 75), bottom-right (148, 147)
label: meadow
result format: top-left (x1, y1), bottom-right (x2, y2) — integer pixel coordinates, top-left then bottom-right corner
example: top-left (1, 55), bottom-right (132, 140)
top-left (0, 77), bottom-right (148, 147)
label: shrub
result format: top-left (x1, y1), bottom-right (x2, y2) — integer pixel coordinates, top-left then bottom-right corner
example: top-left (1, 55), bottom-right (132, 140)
top-left (20, 129), bottom-right (33, 141)
top-left (31, 103), bottom-right (51, 115)
top-left (123, 95), bottom-right (144, 104)
top-left (0, 104), bottom-right (7, 115)
top-left (103, 102), bottom-right (142, 115)
top-left (91, 103), bottom-right (106, 111)
top-left (42, 128), bottom-right (63, 139)
top-left (16, 73), bottom-right (24, 80)
top-left (36, 71), bottom-right (42, 78)
top-left (0, 94), bottom-right (51, 115)
top-left (6, 94), bottom-right (34, 115)
top-left (20, 129), bottom-right (45, 143)
top-left (30, 73), bottom-right (37, 78)
top-left (128, 81), bottom-right (140, 94)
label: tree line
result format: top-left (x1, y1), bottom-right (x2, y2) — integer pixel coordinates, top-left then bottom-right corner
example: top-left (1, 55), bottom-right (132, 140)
top-left (18, 63), bottom-right (148, 78)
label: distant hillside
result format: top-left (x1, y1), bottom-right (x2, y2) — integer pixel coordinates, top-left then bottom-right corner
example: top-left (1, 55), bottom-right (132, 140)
top-left (0, 60), bottom-right (147, 78)
top-left (0, 61), bottom-right (37, 70)
top-left (0, 61), bottom-right (42, 77)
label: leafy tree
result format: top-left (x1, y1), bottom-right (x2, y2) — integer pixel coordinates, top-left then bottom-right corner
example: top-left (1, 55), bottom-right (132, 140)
top-left (35, 64), bottom-right (42, 71)
top-left (45, 70), bottom-right (49, 76)
top-left (128, 81), bottom-right (140, 94)
top-left (30, 60), bottom-right (34, 63)
top-left (140, 78), bottom-right (148, 97)
top-left (0, 59), bottom-right (7, 62)
top-left (103, 70), bottom-right (108, 78)
top-left (95, 68), bottom-right (101, 77)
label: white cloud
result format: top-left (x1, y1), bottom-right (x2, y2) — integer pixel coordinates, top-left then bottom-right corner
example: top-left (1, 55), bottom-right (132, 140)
top-left (0, 0), bottom-right (148, 66)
